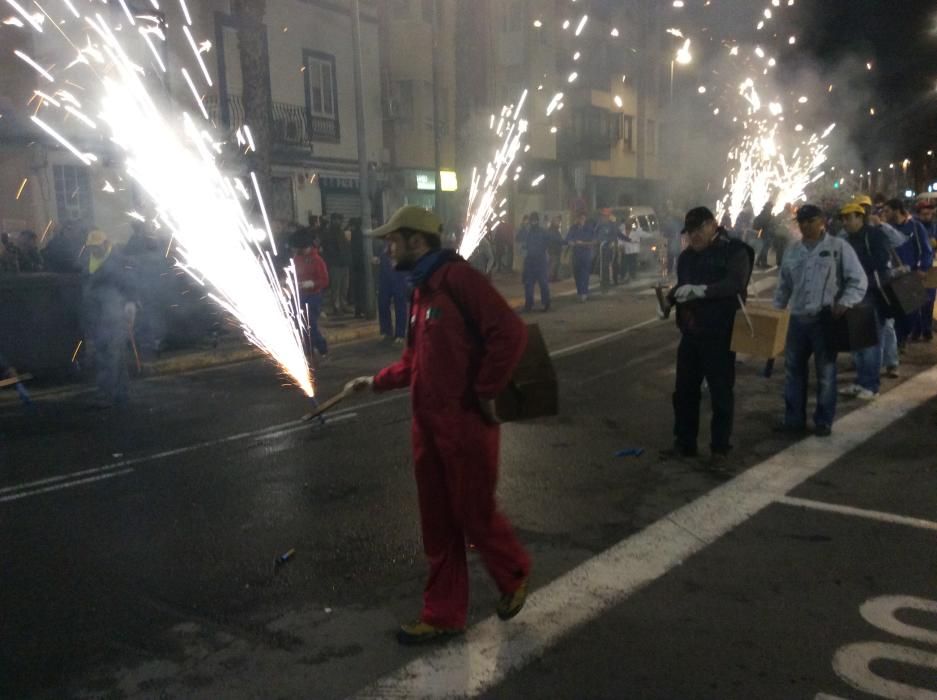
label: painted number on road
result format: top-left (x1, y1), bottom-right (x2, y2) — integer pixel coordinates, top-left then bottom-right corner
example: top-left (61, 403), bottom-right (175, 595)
top-left (822, 595), bottom-right (937, 700)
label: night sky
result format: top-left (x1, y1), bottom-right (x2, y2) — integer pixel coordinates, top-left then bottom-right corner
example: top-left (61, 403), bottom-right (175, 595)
top-left (796, 0), bottom-right (937, 161)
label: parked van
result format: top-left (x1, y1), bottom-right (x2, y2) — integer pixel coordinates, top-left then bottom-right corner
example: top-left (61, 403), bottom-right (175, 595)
top-left (610, 206), bottom-right (666, 272)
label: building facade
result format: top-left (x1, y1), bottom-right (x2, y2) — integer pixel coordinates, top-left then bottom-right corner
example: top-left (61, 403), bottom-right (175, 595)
top-left (377, 0), bottom-right (458, 228)
top-left (455, 0), bottom-right (665, 227)
top-left (0, 0), bottom-right (384, 244)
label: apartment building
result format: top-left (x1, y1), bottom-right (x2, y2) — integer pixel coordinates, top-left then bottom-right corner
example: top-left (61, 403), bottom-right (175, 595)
top-left (0, 0), bottom-right (384, 242)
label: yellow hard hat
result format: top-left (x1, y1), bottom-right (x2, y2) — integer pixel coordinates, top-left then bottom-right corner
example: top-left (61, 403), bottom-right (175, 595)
top-left (368, 205), bottom-right (442, 239)
top-left (85, 229), bottom-right (108, 246)
top-left (840, 203), bottom-right (865, 216)
top-left (851, 194), bottom-right (873, 208)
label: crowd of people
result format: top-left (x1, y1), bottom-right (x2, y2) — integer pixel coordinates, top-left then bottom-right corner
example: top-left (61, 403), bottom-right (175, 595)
top-left (661, 191), bottom-right (936, 474)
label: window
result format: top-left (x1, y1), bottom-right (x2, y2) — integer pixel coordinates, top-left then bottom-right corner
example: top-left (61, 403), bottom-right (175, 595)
top-left (396, 80), bottom-right (414, 127)
top-left (620, 114), bottom-right (634, 150)
top-left (646, 119), bottom-right (657, 155)
top-left (53, 164), bottom-right (93, 224)
top-left (304, 53), bottom-right (336, 118)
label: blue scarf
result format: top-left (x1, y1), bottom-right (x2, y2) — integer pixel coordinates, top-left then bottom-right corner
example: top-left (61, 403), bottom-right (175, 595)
top-left (408, 249), bottom-right (461, 288)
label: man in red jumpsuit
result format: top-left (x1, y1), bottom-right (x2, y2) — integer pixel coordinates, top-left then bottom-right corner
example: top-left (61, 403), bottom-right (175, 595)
top-left (347, 206), bottom-right (531, 645)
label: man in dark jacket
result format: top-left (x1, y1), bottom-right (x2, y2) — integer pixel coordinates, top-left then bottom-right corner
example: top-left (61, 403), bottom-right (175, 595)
top-left (839, 203), bottom-right (891, 399)
top-left (662, 207), bottom-right (753, 470)
top-left (322, 213), bottom-right (352, 315)
top-left (346, 206), bottom-right (531, 645)
top-left (516, 211), bottom-right (560, 312)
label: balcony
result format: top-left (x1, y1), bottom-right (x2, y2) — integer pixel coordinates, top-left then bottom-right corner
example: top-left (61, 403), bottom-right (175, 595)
top-left (557, 105), bottom-right (621, 161)
top-left (205, 94), bottom-right (339, 146)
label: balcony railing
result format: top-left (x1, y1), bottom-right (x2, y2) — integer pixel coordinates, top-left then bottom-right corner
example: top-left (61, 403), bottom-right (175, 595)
top-left (204, 94), bottom-right (339, 146)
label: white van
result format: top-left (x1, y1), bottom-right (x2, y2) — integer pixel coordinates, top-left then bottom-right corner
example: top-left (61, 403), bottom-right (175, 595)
top-left (610, 206), bottom-right (666, 270)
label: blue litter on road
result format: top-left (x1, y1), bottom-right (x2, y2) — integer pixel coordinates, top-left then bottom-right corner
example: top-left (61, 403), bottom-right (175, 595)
top-left (615, 448), bottom-right (644, 458)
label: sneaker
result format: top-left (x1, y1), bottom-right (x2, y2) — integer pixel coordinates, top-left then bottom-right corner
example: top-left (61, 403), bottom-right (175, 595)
top-left (396, 621), bottom-right (464, 646)
top-left (393, 337), bottom-right (406, 346)
top-left (884, 366), bottom-right (899, 379)
top-left (856, 388), bottom-right (879, 400)
top-left (497, 579), bottom-right (529, 621)
top-left (579, 295), bottom-right (588, 303)
top-left (838, 383), bottom-right (861, 397)
top-left (813, 425), bottom-right (832, 437)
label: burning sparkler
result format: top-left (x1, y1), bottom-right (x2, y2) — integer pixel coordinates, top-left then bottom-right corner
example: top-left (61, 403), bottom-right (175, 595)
top-left (7, 1), bottom-right (313, 396)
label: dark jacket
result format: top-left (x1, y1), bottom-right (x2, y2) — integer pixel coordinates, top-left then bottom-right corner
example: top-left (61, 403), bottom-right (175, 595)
top-left (845, 225), bottom-right (892, 314)
top-left (673, 232), bottom-right (754, 336)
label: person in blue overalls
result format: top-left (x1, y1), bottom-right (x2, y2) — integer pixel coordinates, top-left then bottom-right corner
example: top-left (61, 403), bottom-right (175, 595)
top-left (566, 210), bottom-right (596, 302)
top-left (517, 212), bottom-right (559, 312)
top-left (377, 238), bottom-right (409, 345)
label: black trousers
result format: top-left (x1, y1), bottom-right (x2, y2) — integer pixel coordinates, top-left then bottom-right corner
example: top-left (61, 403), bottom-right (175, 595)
top-left (673, 332), bottom-right (736, 453)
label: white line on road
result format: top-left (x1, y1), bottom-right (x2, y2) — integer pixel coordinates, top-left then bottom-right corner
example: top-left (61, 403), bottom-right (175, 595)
top-left (0, 412), bottom-right (358, 503)
top-left (0, 469), bottom-right (135, 503)
top-left (777, 496), bottom-right (937, 533)
top-left (550, 317), bottom-right (660, 358)
top-left (353, 365), bottom-right (937, 700)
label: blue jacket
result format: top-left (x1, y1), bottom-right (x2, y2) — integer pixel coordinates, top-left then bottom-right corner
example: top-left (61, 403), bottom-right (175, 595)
top-left (845, 226), bottom-right (891, 314)
top-left (565, 222), bottom-right (596, 246)
top-left (517, 224), bottom-right (560, 259)
top-left (774, 233), bottom-right (868, 316)
top-left (894, 218), bottom-right (934, 271)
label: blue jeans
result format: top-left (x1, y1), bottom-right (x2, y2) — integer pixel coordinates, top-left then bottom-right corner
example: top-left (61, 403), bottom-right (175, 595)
top-left (783, 314), bottom-right (837, 429)
top-left (852, 312), bottom-right (884, 393)
top-left (523, 255), bottom-right (551, 310)
top-left (572, 249), bottom-right (593, 297)
top-left (881, 318), bottom-right (898, 369)
top-left (301, 292), bottom-right (328, 355)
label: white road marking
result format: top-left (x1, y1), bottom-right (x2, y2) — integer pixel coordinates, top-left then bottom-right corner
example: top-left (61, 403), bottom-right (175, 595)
top-left (0, 469), bottom-right (135, 503)
top-left (0, 412), bottom-right (358, 503)
top-left (353, 365), bottom-right (937, 700)
top-left (860, 596), bottom-right (937, 647)
top-left (778, 496), bottom-right (937, 533)
top-left (832, 642), bottom-right (937, 700)
top-left (550, 317), bottom-right (660, 358)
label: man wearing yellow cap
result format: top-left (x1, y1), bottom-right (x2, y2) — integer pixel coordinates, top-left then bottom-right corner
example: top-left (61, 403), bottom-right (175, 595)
top-left (83, 229), bottom-right (137, 407)
top-left (839, 203), bottom-right (891, 399)
top-left (344, 206), bottom-right (531, 645)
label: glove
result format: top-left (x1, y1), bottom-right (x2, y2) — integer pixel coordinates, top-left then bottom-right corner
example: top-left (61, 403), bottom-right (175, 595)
top-left (344, 376), bottom-right (374, 394)
top-left (674, 284), bottom-right (707, 303)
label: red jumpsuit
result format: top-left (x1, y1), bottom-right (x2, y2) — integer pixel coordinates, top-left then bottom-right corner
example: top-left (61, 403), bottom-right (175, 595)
top-left (373, 258), bottom-right (531, 629)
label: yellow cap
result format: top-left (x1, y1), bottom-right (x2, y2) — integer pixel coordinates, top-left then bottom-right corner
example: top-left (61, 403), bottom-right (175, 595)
top-left (368, 205), bottom-right (442, 239)
top-left (840, 203), bottom-right (865, 216)
top-left (85, 229), bottom-right (108, 246)
top-left (851, 194), bottom-right (873, 208)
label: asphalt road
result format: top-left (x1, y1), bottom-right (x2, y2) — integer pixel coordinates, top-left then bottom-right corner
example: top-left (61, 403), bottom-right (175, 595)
top-left (2, 274), bottom-right (936, 699)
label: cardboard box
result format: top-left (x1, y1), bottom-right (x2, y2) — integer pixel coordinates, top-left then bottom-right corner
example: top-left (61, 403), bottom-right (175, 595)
top-left (923, 267), bottom-right (937, 290)
top-left (731, 304), bottom-right (790, 359)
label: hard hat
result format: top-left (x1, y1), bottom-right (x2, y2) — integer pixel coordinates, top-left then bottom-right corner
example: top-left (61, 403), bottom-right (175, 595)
top-left (839, 203), bottom-right (865, 216)
top-left (852, 194), bottom-right (873, 208)
top-left (85, 229), bottom-right (108, 246)
top-left (368, 205), bottom-right (442, 239)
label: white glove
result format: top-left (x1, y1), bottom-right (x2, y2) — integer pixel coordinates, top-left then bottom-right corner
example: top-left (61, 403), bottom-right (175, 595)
top-left (344, 376), bottom-right (374, 394)
top-left (674, 284), bottom-right (707, 302)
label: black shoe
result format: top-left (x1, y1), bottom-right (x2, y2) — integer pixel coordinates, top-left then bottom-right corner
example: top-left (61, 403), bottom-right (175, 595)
top-left (772, 422), bottom-right (807, 435)
top-left (813, 425), bottom-right (832, 437)
top-left (659, 444), bottom-right (698, 460)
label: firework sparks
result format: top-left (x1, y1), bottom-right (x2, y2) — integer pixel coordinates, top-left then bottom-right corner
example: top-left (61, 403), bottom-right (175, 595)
top-left (458, 94), bottom-right (529, 260)
top-left (9, 2), bottom-right (313, 396)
